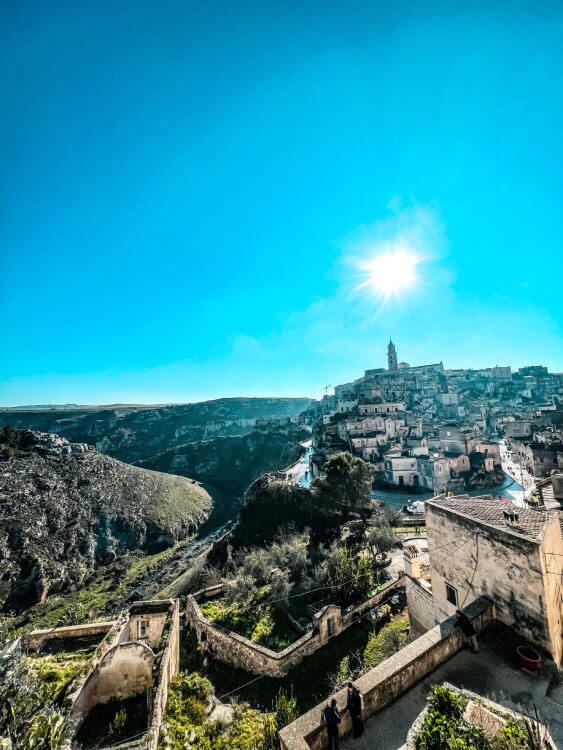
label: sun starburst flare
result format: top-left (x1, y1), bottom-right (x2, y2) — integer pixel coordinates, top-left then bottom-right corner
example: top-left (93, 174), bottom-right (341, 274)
top-left (355, 246), bottom-right (422, 307)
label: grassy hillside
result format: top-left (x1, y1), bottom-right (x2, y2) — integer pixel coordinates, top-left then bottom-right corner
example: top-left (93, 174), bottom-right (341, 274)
top-left (0, 429), bottom-right (212, 614)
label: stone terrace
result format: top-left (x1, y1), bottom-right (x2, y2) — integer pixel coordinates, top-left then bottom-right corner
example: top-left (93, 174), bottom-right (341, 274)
top-left (342, 622), bottom-right (563, 750)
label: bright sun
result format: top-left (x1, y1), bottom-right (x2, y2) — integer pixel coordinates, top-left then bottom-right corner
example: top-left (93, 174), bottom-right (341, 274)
top-left (357, 247), bottom-right (421, 303)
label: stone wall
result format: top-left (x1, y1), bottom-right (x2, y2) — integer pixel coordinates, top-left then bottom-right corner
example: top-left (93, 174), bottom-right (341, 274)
top-left (405, 575), bottom-right (435, 635)
top-left (127, 612), bottom-right (168, 649)
top-left (147, 600), bottom-right (180, 750)
top-left (278, 597), bottom-right (495, 750)
top-left (85, 641), bottom-right (155, 709)
top-left (24, 621), bottom-right (114, 651)
top-left (187, 576), bottom-right (405, 678)
top-left (187, 593), bottom-right (318, 677)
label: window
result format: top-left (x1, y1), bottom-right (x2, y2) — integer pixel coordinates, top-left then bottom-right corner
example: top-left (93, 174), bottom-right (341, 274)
top-left (137, 620), bottom-right (148, 641)
top-left (446, 584), bottom-right (457, 606)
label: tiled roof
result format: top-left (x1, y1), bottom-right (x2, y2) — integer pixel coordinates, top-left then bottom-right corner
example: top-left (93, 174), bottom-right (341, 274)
top-left (426, 494), bottom-right (557, 543)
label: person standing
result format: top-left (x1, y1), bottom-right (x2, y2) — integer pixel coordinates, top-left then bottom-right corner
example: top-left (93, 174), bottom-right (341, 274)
top-left (454, 608), bottom-right (479, 652)
top-left (322, 698), bottom-right (341, 750)
top-left (347, 682), bottom-right (364, 738)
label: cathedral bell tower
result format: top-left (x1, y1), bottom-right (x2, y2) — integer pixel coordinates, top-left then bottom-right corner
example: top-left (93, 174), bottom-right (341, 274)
top-left (387, 339), bottom-right (398, 372)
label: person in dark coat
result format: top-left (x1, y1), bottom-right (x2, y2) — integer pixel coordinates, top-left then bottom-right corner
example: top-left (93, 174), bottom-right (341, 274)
top-left (347, 682), bottom-right (364, 738)
top-left (454, 608), bottom-right (479, 652)
top-left (322, 698), bottom-right (341, 750)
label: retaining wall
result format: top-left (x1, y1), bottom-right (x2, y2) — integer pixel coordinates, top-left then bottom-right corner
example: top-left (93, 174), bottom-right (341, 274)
top-left (186, 575), bottom-right (405, 677)
top-left (278, 596), bottom-right (495, 750)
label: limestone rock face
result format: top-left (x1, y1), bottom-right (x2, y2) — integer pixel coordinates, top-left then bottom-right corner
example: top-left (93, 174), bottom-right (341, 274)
top-left (0, 431), bottom-right (212, 612)
top-left (0, 398), bottom-right (314, 465)
top-left (137, 423), bottom-right (310, 498)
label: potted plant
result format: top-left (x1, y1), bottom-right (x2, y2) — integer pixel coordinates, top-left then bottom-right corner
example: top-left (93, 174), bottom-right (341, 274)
top-left (516, 645), bottom-right (541, 673)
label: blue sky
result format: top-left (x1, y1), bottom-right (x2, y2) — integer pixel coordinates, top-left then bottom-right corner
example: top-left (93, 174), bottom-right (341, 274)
top-left (1, 0), bottom-right (562, 405)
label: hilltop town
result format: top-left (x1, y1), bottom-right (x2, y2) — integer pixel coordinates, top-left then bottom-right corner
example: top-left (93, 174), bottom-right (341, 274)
top-left (307, 341), bottom-right (563, 498)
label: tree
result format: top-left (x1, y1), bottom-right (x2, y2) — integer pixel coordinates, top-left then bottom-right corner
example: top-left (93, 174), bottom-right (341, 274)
top-left (224, 572), bottom-right (258, 605)
top-left (363, 620), bottom-right (409, 667)
top-left (329, 547), bottom-right (373, 607)
top-left (0, 425), bottom-right (18, 446)
top-left (311, 452), bottom-right (375, 519)
top-left (268, 569), bottom-right (291, 606)
top-left (365, 524), bottom-right (397, 564)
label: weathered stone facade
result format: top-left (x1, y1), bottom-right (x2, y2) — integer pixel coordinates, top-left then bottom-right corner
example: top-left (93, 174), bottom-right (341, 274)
top-left (422, 495), bottom-right (563, 666)
top-left (403, 545), bottom-right (434, 635)
top-left (24, 621), bottom-right (114, 651)
top-left (60, 599), bottom-right (180, 750)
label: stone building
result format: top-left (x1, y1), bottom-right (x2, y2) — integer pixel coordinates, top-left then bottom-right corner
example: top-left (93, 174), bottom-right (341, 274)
top-left (510, 439), bottom-right (562, 477)
top-left (24, 600), bottom-right (180, 750)
top-left (384, 451), bottom-right (419, 487)
top-left (504, 420), bottom-right (532, 439)
top-left (472, 439), bottom-right (501, 466)
top-left (438, 423), bottom-right (475, 455)
top-left (358, 402), bottom-right (405, 415)
top-left (416, 454), bottom-right (451, 493)
top-left (406, 494), bottom-right (563, 666)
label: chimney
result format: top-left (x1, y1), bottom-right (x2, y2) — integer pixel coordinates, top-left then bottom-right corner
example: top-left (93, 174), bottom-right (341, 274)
top-left (503, 510), bottom-right (521, 529)
top-left (404, 545), bottom-right (420, 578)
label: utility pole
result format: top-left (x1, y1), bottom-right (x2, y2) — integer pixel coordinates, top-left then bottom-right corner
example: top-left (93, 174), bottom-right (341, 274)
top-left (324, 385), bottom-right (331, 396)
top-left (519, 464), bottom-right (528, 508)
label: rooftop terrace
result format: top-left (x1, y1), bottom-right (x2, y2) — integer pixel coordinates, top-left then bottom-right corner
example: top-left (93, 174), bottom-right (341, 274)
top-left (342, 623), bottom-right (563, 749)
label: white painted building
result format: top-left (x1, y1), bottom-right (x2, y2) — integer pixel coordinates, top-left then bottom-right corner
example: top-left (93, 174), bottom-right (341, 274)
top-left (384, 451), bottom-right (419, 487)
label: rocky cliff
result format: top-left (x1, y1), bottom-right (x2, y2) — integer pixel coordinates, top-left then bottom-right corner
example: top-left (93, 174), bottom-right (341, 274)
top-left (0, 398), bottom-right (314, 465)
top-left (0, 429), bottom-right (212, 612)
top-left (137, 422), bottom-right (310, 516)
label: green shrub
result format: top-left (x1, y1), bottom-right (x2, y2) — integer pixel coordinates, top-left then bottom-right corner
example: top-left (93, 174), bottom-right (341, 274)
top-left (363, 619), bottom-right (409, 668)
top-left (250, 609), bottom-right (274, 644)
top-left (490, 719), bottom-right (529, 750)
top-left (272, 688), bottom-right (298, 731)
top-left (200, 601), bottom-right (254, 638)
top-left (427, 685), bottom-right (466, 719)
top-left (338, 655), bottom-right (350, 683)
top-left (175, 672), bottom-right (212, 702)
top-left (415, 688), bottom-right (496, 750)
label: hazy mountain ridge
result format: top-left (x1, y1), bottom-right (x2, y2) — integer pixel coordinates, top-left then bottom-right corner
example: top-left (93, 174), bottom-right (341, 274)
top-left (0, 397), bottom-right (314, 465)
top-left (0, 430), bottom-right (212, 613)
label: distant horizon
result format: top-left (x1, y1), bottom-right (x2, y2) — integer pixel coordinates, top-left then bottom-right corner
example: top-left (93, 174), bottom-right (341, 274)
top-left (1, 353), bottom-right (560, 409)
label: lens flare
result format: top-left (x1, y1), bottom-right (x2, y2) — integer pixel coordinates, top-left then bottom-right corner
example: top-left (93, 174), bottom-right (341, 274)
top-left (356, 246), bottom-right (422, 306)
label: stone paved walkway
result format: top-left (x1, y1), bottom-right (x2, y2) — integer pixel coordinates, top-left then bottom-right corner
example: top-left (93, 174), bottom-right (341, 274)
top-left (341, 624), bottom-right (563, 750)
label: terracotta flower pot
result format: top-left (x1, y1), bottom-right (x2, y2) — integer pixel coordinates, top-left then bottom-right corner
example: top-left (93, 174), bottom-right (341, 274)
top-left (517, 645), bottom-right (541, 673)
